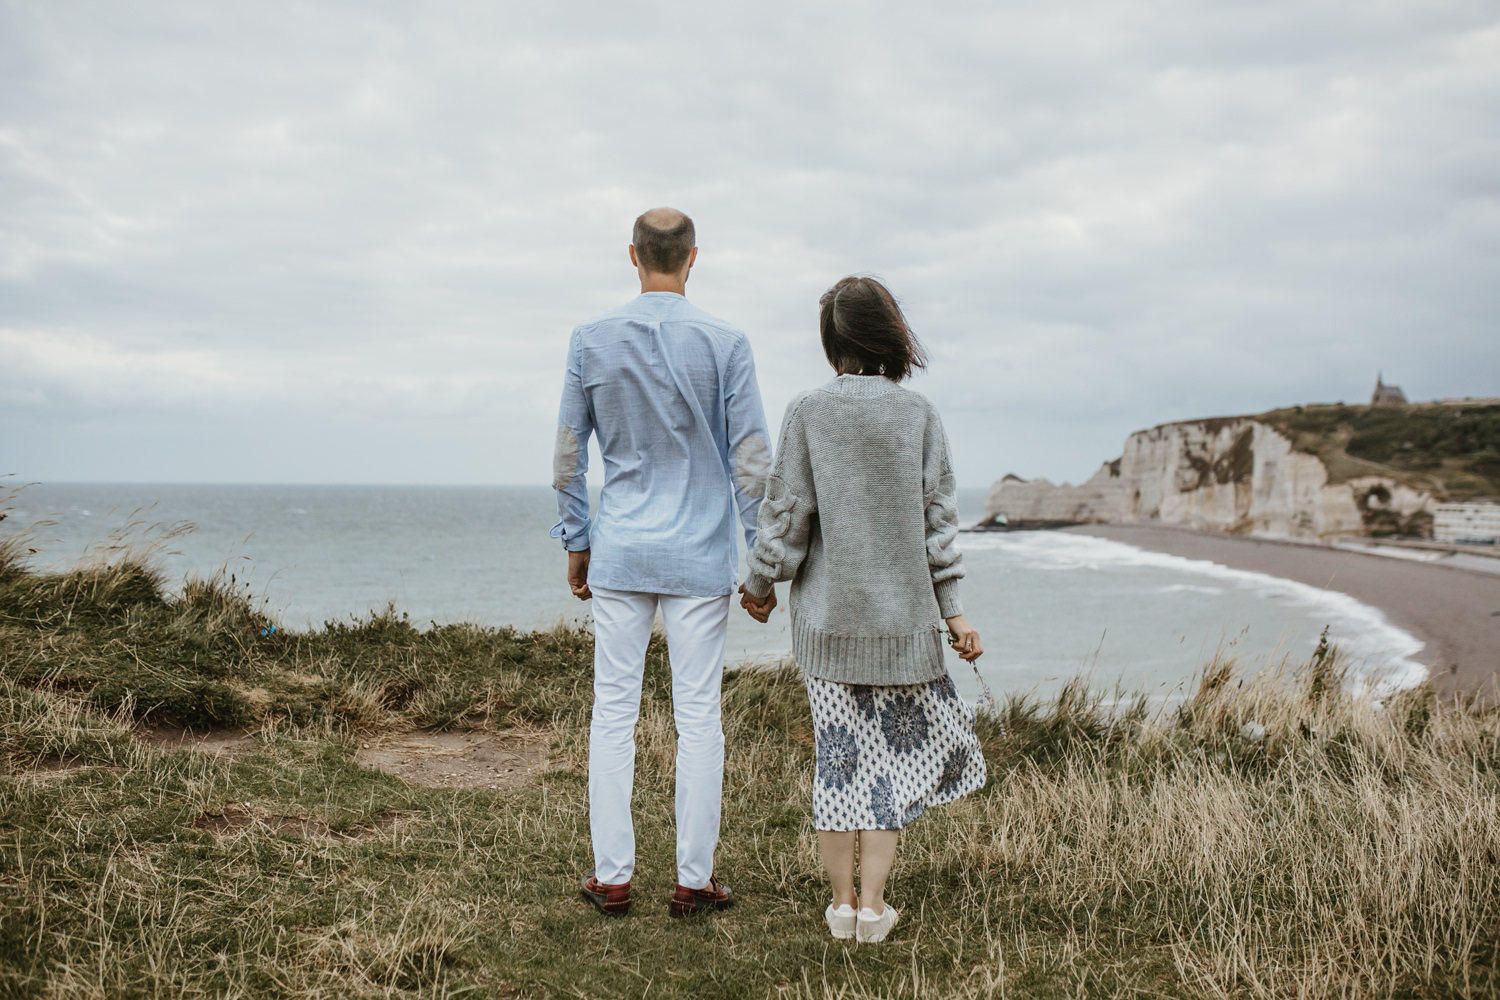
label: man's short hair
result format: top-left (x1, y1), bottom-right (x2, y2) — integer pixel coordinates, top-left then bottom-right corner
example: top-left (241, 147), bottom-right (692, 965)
top-left (632, 208), bottom-right (696, 274)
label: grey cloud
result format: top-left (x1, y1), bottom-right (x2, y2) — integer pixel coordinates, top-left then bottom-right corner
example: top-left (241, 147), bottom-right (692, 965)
top-left (2, 0), bottom-right (1496, 487)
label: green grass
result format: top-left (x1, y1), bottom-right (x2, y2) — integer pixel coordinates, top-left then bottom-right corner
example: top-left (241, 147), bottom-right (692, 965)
top-left (1256, 401), bottom-right (1500, 500)
top-left (2, 531), bottom-right (1498, 998)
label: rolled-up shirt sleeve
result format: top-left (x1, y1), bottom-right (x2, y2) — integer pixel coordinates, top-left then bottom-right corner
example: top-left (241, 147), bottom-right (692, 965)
top-left (549, 330), bottom-right (594, 552)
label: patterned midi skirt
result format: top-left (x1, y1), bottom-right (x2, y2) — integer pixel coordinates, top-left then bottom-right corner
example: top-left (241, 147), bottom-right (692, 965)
top-left (805, 672), bottom-right (987, 831)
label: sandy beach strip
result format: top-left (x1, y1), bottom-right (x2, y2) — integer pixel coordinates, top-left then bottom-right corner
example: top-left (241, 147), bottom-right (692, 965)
top-left (1064, 524), bottom-right (1500, 699)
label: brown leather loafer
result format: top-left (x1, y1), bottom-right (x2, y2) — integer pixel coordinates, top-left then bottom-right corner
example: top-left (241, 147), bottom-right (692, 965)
top-left (580, 871), bottom-right (632, 916)
top-left (668, 875), bottom-right (734, 917)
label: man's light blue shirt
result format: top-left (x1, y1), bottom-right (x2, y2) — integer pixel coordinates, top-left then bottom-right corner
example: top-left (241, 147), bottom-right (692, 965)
top-left (550, 292), bottom-right (772, 597)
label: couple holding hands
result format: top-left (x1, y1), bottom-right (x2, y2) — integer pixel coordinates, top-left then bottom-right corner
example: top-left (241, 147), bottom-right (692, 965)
top-left (551, 208), bottom-right (985, 943)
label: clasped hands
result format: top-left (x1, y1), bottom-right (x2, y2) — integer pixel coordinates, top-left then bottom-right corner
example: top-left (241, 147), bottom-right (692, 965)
top-left (574, 555), bottom-right (981, 663)
top-left (737, 583), bottom-right (777, 622)
top-left (738, 583), bottom-right (983, 662)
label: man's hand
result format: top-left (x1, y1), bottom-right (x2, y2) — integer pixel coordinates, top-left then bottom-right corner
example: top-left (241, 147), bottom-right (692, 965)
top-left (738, 583), bottom-right (777, 623)
top-left (944, 614), bottom-right (982, 661)
top-left (567, 549), bottom-right (592, 600)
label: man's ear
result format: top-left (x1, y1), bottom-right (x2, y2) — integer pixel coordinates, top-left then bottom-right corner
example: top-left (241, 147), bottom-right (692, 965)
top-left (686, 246), bottom-right (698, 271)
top-left (629, 245), bottom-right (640, 268)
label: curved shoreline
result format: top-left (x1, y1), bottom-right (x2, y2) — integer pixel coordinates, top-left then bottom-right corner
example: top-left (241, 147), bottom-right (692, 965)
top-left (1065, 524), bottom-right (1500, 698)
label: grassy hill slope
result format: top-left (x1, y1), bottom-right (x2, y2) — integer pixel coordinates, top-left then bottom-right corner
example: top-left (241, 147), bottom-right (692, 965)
top-left (2, 534), bottom-right (1498, 997)
top-left (1251, 401), bottom-right (1500, 500)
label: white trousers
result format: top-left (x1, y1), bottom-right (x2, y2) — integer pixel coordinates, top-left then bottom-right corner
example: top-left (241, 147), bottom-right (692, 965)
top-left (588, 587), bottom-right (730, 889)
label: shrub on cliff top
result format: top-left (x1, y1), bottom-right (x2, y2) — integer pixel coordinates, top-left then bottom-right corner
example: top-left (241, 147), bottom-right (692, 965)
top-left (1261, 401), bottom-right (1500, 498)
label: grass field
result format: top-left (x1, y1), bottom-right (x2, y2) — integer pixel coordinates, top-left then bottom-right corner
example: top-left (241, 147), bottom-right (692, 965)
top-left (2, 527), bottom-right (1498, 998)
top-left (1256, 401), bottom-right (1500, 501)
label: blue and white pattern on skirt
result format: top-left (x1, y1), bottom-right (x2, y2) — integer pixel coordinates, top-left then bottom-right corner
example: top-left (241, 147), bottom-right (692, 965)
top-left (806, 672), bottom-right (987, 831)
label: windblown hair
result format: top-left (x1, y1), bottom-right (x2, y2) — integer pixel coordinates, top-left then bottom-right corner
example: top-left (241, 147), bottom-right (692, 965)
top-left (818, 276), bottom-right (928, 382)
top-left (632, 209), bottom-right (696, 274)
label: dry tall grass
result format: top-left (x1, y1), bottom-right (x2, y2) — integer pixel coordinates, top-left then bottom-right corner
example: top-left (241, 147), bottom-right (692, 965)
top-left (899, 660), bottom-right (1500, 998)
top-left (0, 522), bottom-right (1496, 997)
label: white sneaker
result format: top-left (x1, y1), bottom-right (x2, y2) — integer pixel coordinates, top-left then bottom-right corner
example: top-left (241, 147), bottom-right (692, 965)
top-left (856, 904), bottom-right (899, 943)
top-left (824, 903), bottom-right (856, 939)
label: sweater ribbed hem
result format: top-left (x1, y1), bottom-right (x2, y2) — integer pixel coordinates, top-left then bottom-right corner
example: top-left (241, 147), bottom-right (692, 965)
top-left (791, 616), bottom-right (948, 686)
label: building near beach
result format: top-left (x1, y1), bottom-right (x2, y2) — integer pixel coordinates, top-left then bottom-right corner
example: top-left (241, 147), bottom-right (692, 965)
top-left (1433, 501), bottom-right (1500, 545)
top-left (1370, 374), bottom-right (1408, 407)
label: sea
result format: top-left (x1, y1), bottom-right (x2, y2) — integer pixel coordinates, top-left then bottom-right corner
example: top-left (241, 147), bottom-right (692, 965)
top-left (1, 483), bottom-right (1427, 704)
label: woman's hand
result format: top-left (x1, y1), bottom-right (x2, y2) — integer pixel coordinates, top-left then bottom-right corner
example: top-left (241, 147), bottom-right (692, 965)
top-left (944, 614), bottom-right (982, 661)
top-left (738, 583), bottom-right (777, 623)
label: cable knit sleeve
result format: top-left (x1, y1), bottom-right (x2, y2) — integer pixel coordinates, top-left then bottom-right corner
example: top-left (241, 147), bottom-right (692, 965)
top-left (922, 404), bottom-right (965, 618)
top-left (744, 396), bottom-right (816, 598)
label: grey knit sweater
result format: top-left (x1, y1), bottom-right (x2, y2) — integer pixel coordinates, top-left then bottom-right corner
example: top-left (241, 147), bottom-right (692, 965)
top-left (744, 374), bottom-right (965, 685)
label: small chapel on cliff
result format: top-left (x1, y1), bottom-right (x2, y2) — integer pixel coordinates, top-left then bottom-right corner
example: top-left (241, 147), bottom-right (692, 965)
top-left (1371, 374), bottom-right (1408, 406)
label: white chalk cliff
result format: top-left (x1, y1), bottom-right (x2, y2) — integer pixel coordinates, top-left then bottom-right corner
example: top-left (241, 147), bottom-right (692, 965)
top-left (984, 418), bottom-right (1432, 540)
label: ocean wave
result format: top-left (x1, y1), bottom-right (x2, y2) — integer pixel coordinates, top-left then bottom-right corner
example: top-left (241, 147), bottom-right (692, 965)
top-left (958, 531), bottom-right (1427, 695)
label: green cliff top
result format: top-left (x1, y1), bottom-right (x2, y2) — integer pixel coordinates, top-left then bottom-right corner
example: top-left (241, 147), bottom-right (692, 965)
top-left (1258, 402), bottom-right (1499, 500)
top-left (1159, 401), bottom-right (1500, 500)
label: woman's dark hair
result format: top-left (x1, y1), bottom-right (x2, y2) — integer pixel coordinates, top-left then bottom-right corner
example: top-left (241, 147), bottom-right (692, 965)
top-left (818, 276), bottom-right (928, 382)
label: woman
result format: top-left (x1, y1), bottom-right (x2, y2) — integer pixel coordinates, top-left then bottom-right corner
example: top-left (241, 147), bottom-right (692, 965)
top-left (740, 275), bottom-right (986, 944)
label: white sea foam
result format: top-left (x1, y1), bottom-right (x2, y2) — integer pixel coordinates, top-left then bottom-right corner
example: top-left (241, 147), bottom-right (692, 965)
top-left (959, 531), bottom-right (1428, 695)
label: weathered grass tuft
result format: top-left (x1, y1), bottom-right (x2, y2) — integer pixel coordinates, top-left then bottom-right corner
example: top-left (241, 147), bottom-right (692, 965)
top-left (0, 544), bottom-right (1496, 998)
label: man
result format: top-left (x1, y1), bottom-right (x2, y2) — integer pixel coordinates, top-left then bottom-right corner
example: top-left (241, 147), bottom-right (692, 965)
top-left (551, 208), bottom-right (772, 917)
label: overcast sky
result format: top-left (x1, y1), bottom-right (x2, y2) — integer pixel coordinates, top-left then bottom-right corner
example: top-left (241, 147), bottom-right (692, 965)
top-left (3, 0), bottom-right (1497, 490)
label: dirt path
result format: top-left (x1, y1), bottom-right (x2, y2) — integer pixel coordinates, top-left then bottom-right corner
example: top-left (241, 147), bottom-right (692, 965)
top-left (134, 722), bottom-right (551, 790)
top-left (354, 729), bottom-right (549, 790)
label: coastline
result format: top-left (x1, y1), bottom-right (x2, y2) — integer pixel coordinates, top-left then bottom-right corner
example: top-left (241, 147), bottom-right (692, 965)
top-left (1065, 524), bottom-right (1500, 699)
